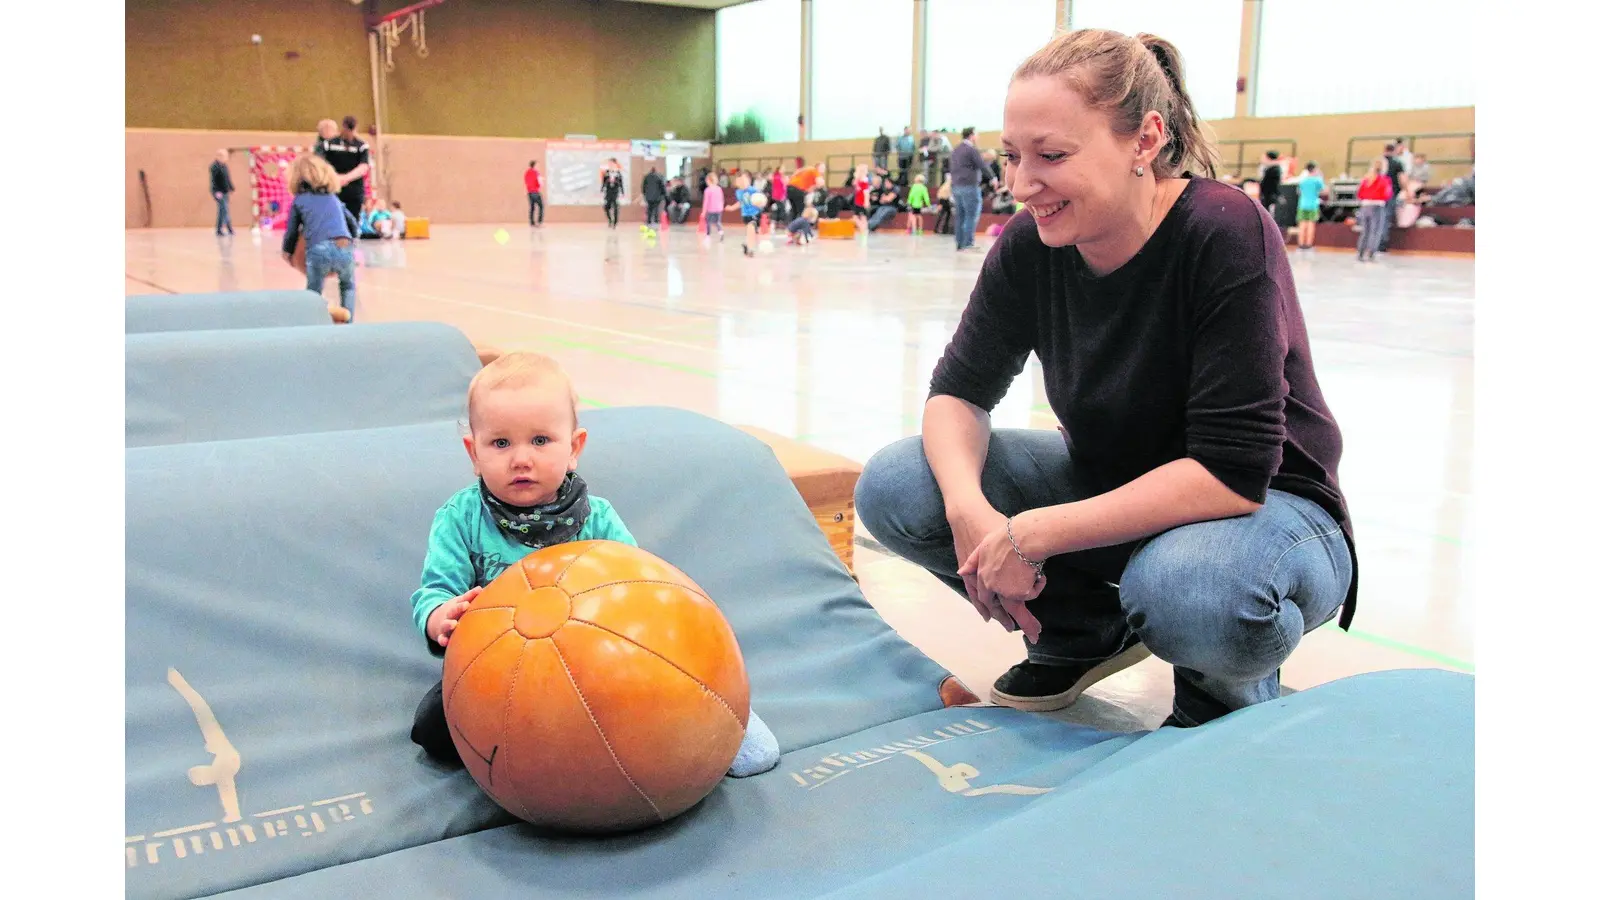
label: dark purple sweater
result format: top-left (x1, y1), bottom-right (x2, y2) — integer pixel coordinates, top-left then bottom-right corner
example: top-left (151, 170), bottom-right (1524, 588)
top-left (929, 177), bottom-right (1357, 627)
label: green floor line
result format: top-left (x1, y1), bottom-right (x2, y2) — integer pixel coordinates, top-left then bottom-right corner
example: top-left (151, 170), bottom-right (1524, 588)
top-left (1319, 622), bottom-right (1473, 671)
top-left (578, 396), bottom-right (610, 409)
top-left (529, 333), bottom-right (716, 378)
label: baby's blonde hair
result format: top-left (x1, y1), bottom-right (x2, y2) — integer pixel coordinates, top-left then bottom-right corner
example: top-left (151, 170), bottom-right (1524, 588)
top-left (289, 154), bottom-right (339, 195)
top-left (802, 205), bottom-right (819, 222)
top-left (467, 352), bottom-right (579, 431)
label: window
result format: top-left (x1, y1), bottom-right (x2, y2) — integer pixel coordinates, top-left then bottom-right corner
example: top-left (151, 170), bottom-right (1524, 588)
top-left (924, 0), bottom-right (1057, 132)
top-left (810, 0), bottom-right (915, 140)
top-left (716, 0), bottom-right (801, 142)
top-left (1069, 0), bottom-right (1243, 122)
top-left (1254, 0), bottom-right (1473, 116)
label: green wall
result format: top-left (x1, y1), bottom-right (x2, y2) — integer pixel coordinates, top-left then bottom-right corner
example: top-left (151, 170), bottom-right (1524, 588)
top-left (126, 0), bottom-right (717, 139)
top-left (126, 0), bottom-right (372, 133)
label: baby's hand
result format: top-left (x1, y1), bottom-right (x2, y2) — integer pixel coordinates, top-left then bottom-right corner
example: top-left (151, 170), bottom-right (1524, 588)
top-left (428, 587), bottom-right (483, 648)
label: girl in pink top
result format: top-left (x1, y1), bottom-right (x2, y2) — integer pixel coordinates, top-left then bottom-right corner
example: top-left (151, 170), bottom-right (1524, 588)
top-left (702, 173), bottom-right (725, 240)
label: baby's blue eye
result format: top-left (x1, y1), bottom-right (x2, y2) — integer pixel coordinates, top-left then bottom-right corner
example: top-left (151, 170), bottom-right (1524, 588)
top-left (492, 438), bottom-right (510, 449)
top-left (533, 436), bottom-right (550, 446)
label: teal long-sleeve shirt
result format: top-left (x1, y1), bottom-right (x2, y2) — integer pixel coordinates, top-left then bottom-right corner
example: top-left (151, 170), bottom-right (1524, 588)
top-left (410, 483), bottom-right (637, 644)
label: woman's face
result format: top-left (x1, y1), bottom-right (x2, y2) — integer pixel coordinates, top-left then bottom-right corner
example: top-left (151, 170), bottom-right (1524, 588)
top-left (1001, 75), bottom-right (1161, 250)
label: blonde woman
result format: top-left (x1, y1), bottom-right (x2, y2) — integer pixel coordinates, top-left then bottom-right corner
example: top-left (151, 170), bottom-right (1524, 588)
top-left (282, 154), bottom-right (359, 322)
top-left (856, 29), bottom-right (1355, 728)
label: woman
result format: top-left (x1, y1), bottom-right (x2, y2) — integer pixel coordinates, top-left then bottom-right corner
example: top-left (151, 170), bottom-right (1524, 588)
top-left (855, 29), bottom-right (1356, 729)
top-left (600, 158), bottom-right (626, 229)
top-left (1356, 157), bottom-right (1394, 262)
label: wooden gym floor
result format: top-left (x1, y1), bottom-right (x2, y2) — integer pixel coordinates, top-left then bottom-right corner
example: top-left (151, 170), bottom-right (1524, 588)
top-left (126, 222), bottom-right (1474, 730)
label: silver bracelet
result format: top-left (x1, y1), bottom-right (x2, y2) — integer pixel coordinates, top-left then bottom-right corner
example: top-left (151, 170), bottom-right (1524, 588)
top-left (1005, 517), bottom-right (1047, 584)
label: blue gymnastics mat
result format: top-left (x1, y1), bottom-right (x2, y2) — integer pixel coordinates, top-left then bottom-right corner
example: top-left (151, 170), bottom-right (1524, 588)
top-left (126, 291), bottom-right (331, 334)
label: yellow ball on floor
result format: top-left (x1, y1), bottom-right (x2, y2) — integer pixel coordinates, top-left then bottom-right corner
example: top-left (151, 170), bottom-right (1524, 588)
top-left (494, 229), bottom-right (510, 245)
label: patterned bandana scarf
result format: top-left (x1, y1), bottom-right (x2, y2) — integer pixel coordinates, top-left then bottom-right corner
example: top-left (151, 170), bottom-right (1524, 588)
top-left (480, 472), bottom-right (591, 549)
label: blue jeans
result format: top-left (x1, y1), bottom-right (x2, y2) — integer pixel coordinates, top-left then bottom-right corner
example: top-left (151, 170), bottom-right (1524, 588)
top-left (214, 193), bottom-right (232, 234)
top-left (953, 185), bottom-right (982, 249)
top-left (867, 205), bottom-right (898, 232)
top-left (1356, 204), bottom-right (1385, 257)
top-left (1378, 191), bottom-right (1400, 251)
top-left (305, 240), bottom-right (356, 319)
top-left (855, 430), bottom-right (1353, 725)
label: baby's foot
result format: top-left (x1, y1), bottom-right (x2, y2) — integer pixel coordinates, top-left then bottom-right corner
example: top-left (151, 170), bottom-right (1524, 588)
top-left (727, 710), bottom-right (779, 777)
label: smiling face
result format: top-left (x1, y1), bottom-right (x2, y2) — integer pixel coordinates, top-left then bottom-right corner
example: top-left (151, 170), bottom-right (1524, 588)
top-left (465, 382), bottom-right (586, 508)
top-left (1000, 75), bottom-right (1167, 253)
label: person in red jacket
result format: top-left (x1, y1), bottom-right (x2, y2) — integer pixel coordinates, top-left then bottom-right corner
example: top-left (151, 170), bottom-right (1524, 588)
top-left (1355, 157), bottom-right (1393, 261)
top-left (524, 161), bottom-right (544, 227)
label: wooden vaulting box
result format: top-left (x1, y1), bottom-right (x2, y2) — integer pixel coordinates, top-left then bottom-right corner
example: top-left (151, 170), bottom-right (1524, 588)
top-left (736, 426), bottom-right (863, 576)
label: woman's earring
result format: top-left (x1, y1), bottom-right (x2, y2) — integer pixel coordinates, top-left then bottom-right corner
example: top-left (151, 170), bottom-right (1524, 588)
top-left (1134, 165), bottom-right (1145, 177)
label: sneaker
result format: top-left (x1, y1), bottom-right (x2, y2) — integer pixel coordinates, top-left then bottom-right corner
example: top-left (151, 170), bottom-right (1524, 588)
top-left (990, 643), bottom-right (1152, 712)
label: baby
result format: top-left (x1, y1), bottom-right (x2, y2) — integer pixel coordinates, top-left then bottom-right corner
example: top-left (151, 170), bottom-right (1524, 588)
top-left (408, 352), bottom-right (779, 776)
top-left (786, 204), bottom-right (819, 244)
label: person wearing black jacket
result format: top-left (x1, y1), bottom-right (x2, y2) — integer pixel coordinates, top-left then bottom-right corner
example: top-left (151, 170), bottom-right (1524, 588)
top-left (642, 166), bottom-right (667, 226)
top-left (666, 178), bottom-right (692, 225)
top-left (600, 159), bottom-right (626, 228)
top-left (209, 149), bottom-right (235, 236)
top-left (315, 116), bottom-right (372, 226)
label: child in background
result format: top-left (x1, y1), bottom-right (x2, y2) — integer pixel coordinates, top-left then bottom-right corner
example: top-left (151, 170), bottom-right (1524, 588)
top-left (934, 174), bottom-right (953, 234)
top-left (702, 173), bottom-right (725, 242)
top-left (281, 154), bottom-right (358, 322)
top-left (787, 204), bottom-right (818, 244)
top-left (408, 352), bottom-right (780, 777)
top-left (361, 199), bottom-right (395, 239)
top-left (1293, 162), bottom-right (1326, 250)
top-left (905, 173), bottom-right (931, 235)
top-left (732, 172), bottom-right (762, 257)
top-left (850, 163), bottom-right (871, 234)
top-left (388, 202), bottom-right (407, 240)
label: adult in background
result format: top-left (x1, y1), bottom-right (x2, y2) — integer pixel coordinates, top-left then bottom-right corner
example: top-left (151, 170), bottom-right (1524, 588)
top-left (524, 160), bottom-right (544, 227)
top-left (1378, 142), bottom-right (1405, 252)
top-left (666, 177), bottom-right (692, 225)
top-left (866, 174), bottom-right (901, 232)
top-left (787, 159), bottom-right (824, 217)
top-left (930, 130), bottom-right (953, 183)
top-left (1406, 153), bottom-right (1432, 200)
top-left (873, 127), bottom-right (892, 171)
top-left (642, 165), bottom-right (666, 227)
top-left (209, 149), bottom-right (235, 236)
top-left (600, 158), bottom-right (626, 229)
top-left (1257, 150), bottom-right (1282, 218)
top-left (948, 126), bottom-right (992, 251)
top-left (316, 116), bottom-right (371, 226)
top-left (854, 28), bottom-right (1355, 729)
top-left (896, 126), bottom-right (916, 185)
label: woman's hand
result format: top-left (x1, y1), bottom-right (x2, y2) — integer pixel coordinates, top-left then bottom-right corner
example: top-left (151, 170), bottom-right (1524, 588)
top-left (948, 502), bottom-right (1005, 616)
top-left (957, 515), bottom-right (1046, 644)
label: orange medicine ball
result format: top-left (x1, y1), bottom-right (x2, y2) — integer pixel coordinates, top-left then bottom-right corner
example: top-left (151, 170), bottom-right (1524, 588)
top-left (442, 540), bottom-right (750, 832)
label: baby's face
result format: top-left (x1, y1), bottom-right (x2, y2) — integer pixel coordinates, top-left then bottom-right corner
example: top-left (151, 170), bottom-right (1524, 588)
top-left (465, 384), bottom-right (586, 507)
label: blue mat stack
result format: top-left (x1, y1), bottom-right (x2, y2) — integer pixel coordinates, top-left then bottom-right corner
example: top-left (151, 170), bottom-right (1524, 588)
top-left (125, 291), bottom-right (1473, 899)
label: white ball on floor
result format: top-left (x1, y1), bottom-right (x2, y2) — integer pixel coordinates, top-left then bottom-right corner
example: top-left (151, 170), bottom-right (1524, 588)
top-left (758, 240), bottom-right (773, 253)
top-left (250, 225), bottom-right (261, 236)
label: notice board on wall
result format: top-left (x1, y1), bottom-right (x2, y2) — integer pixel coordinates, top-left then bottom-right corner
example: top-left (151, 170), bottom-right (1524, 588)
top-left (545, 140), bottom-right (632, 206)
